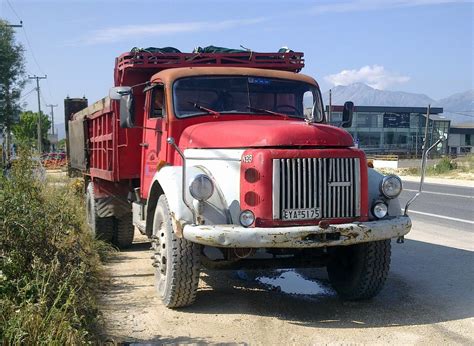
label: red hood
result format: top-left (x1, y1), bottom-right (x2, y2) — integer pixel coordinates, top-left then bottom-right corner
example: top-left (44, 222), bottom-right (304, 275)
top-left (179, 120), bottom-right (354, 149)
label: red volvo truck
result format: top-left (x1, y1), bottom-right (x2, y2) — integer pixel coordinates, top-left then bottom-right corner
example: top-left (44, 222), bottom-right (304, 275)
top-left (65, 48), bottom-right (412, 308)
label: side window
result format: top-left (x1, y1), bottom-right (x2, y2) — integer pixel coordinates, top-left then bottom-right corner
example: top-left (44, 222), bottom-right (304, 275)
top-left (150, 86), bottom-right (165, 118)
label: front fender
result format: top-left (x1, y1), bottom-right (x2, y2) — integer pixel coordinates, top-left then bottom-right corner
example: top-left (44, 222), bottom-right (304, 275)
top-left (150, 165), bottom-right (230, 228)
top-left (368, 168), bottom-right (402, 217)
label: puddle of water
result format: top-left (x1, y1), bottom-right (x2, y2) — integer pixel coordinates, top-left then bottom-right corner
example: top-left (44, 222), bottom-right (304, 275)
top-left (256, 269), bottom-right (334, 296)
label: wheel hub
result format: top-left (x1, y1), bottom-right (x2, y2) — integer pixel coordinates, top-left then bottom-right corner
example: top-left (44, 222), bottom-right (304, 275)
top-left (152, 221), bottom-right (168, 279)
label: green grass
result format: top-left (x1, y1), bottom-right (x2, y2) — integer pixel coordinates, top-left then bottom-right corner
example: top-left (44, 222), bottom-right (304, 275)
top-left (0, 151), bottom-right (109, 343)
top-left (379, 155), bottom-right (474, 178)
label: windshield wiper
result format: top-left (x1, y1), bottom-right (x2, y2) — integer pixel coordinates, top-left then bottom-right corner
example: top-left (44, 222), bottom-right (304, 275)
top-left (188, 102), bottom-right (220, 116)
top-left (246, 106), bottom-right (289, 119)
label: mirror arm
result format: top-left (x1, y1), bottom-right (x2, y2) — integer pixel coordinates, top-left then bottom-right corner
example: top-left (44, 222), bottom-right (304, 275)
top-left (166, 137), bottom-right (197, 225)
top-left (404, 137), bottom-right (444, 215)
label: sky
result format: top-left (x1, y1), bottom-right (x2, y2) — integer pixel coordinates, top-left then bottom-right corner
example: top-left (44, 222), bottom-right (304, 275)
top-left (1, 0), bottom-right (473, 132)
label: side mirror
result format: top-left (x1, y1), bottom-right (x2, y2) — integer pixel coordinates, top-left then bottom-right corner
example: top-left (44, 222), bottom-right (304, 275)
top-left (109, 86), bottom-right (132, 100)
top-left (342, 101), bottom-right (354, 128)
top-left (120, 94), bottom-right (135, 128)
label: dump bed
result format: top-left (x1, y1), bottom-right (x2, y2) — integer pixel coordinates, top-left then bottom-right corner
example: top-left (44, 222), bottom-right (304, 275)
top-left (67, 49), bottom-right (305, 182)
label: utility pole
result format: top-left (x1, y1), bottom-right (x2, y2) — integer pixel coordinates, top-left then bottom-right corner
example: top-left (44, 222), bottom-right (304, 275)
top-left (28, 75), bottom-right (47, 153)
top-left (46, 104), bottom-right (58, 152)
top-left (46, 104), bottom-right (58, 135)
top-left (328, 89), bottom-right (332, 124)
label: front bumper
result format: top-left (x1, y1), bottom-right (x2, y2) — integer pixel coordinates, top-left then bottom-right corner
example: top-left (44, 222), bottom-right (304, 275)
top-left (182, 216), bottom-right (411, 248)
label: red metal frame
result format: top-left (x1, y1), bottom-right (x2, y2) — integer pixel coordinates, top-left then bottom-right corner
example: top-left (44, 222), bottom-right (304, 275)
top-left (114, 51), bottom-right (304, 86)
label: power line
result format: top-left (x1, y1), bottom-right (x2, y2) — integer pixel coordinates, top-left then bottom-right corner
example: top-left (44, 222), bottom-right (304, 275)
top-left (20, 88), bottom-right (36, 101)
top-left (445, 111), bottom-right (474, 118)
top-left (5, 0), bottom-right (21, 22)
top-left (39, 89), bottom-right (48, 106)
top-left (21, 26), bottom-right (46, 76)
top-left (6, 0), bottom-right (51, 95)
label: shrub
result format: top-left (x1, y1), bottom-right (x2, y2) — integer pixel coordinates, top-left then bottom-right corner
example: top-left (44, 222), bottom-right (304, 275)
top-left (428, 156), bottom-right (456, 175)
top-left (0, 151), bottom-right (104, 343)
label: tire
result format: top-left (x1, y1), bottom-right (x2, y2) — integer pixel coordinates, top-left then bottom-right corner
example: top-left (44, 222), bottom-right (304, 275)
top-left (113, 214), bottom-right (134, 249)
top-left (85, 182), bottom-right (114, 242)
top-left (327, 240), bottom-right (391, 300)
top-left (152, 195), bottom-right (201, 308)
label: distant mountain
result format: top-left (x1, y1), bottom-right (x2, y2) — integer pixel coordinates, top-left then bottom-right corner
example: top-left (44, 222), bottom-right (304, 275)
top-left (434, 90), bottom-right (474, 111)
top-left (322, 83), bottom-right (434, 107)
top-left (322, 83), bottom-right (473, 124)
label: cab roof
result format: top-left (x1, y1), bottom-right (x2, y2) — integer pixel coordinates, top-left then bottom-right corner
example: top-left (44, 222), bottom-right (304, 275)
top-left (151, 67), bottom-right (319, 88)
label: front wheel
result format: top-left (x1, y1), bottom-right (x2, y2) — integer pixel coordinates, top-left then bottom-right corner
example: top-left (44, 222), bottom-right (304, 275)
top-left (327, 240), bottom-right (391, 300)
top-left (151, 195), bottom-right (201, 308)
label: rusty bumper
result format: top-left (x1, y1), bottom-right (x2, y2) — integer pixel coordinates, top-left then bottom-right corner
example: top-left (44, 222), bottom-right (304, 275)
top-left (182, 216), bottom-right (412, 248)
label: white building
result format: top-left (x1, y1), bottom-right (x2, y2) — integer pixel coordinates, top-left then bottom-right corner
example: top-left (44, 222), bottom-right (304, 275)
top-left (448, 124), bottom-right (474, 155)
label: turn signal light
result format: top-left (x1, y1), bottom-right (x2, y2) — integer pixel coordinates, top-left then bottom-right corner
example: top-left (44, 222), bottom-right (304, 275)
top-left (245, 168), bottom-right (260, 183)
top-left (245, 191), bottom-right (260, 206)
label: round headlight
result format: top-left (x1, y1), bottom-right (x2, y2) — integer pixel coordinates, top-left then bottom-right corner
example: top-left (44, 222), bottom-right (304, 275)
top-left (189, 174), bottom-right (214, 201)
top-left (372, 202), bottom-right (388, 219)
top-left (239, 210), bottom-right (255, 227)
top-left (380, 175), bottom-right (402, 199)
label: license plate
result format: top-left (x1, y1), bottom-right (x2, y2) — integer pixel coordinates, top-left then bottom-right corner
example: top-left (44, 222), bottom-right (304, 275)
top-left (282, 208), bottom-right (321, 220)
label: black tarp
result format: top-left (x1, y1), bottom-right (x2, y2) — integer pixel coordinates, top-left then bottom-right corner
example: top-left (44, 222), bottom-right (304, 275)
top-left (130, 47), bottom-right (181, 53)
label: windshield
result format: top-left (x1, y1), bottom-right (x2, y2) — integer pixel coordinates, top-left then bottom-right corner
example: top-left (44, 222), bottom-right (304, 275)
top-left (173, 76), bottom-right (323, 121)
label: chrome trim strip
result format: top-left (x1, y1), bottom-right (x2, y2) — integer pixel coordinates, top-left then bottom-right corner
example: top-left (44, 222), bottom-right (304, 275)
top-left (272, 159), bottom-right (281, 219)
top-left (303, 158), bottom-right (307, 208)
top-left (355, 158), bottom-right (361, 216)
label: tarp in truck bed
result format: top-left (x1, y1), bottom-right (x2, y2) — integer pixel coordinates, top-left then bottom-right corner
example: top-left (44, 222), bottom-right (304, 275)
top-left (128, 46), bottom-right (296, 54)
top-left (130, 47), bottom-right (181, 54)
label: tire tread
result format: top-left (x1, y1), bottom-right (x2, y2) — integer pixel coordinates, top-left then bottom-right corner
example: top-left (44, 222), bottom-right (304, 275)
top-left (328, 240), bottom-right (391, 300)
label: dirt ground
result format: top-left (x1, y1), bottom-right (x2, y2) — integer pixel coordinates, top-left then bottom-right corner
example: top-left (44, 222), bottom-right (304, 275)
top-left (98, 222), bottom-right (474, 345)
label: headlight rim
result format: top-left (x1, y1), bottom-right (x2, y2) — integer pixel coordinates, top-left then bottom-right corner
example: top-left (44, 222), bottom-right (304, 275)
top-left (188, 173), bottom-right (214, 201)
top-left (380, 174), bottom-right (402, 199)
top-left (372, 201), bottom-right (388, 219)
top-left (239, 210), bottom-right (255, 227)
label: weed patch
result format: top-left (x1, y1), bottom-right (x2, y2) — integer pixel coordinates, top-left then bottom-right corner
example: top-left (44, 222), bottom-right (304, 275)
top-left (0, 152), bottom-right (107, 343)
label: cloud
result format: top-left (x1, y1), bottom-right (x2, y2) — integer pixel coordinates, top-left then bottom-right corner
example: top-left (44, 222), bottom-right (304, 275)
top-left (324, 65), bottom-right (410, 89)
top-left (78, 18), bottom-right (266, 45)
top-left (309, 0), bottom-right (468, 14)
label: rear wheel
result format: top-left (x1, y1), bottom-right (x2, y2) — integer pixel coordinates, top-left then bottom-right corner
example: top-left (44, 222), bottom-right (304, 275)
top-left (327, 240), bottom-right (391, 300)
top-left (113, 214), bottom-right (135, 249)
top-left (151, 195), bottom-right (201, 308)
top-left (85, 182), bottom-right (114, 242)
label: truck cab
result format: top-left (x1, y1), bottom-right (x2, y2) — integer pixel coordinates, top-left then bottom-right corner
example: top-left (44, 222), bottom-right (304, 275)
top-left (67, 48), bottom-right (411, 309)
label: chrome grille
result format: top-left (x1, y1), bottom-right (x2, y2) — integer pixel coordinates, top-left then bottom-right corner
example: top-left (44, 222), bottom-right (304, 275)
top-left (273, 158), bottom-right (360, 219)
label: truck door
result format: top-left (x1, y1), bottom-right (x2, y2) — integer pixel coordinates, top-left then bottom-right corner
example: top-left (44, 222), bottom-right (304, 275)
top-left (140, 84), bottom-right (166, 199)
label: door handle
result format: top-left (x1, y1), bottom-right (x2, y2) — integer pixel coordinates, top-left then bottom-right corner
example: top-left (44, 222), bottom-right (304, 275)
top-left (139, 142), bottom-right (149, 148)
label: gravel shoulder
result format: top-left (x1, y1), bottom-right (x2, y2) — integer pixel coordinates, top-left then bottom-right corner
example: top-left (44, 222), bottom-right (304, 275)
top-left (99, 228), bottom-right (474, 344)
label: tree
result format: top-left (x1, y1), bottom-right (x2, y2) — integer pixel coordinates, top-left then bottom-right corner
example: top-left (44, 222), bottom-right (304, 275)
top-left (57, 138), bottom-right (66, 151)
top-left (0, 20), bottom-right (26, 160)
top-left (12, 111), bottom-right (51, 150)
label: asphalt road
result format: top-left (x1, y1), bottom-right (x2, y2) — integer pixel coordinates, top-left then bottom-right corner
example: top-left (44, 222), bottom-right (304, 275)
top-left (99, 180), bottom-right (474, 344)
top-left (400, 181), bottom-right (474, 229)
